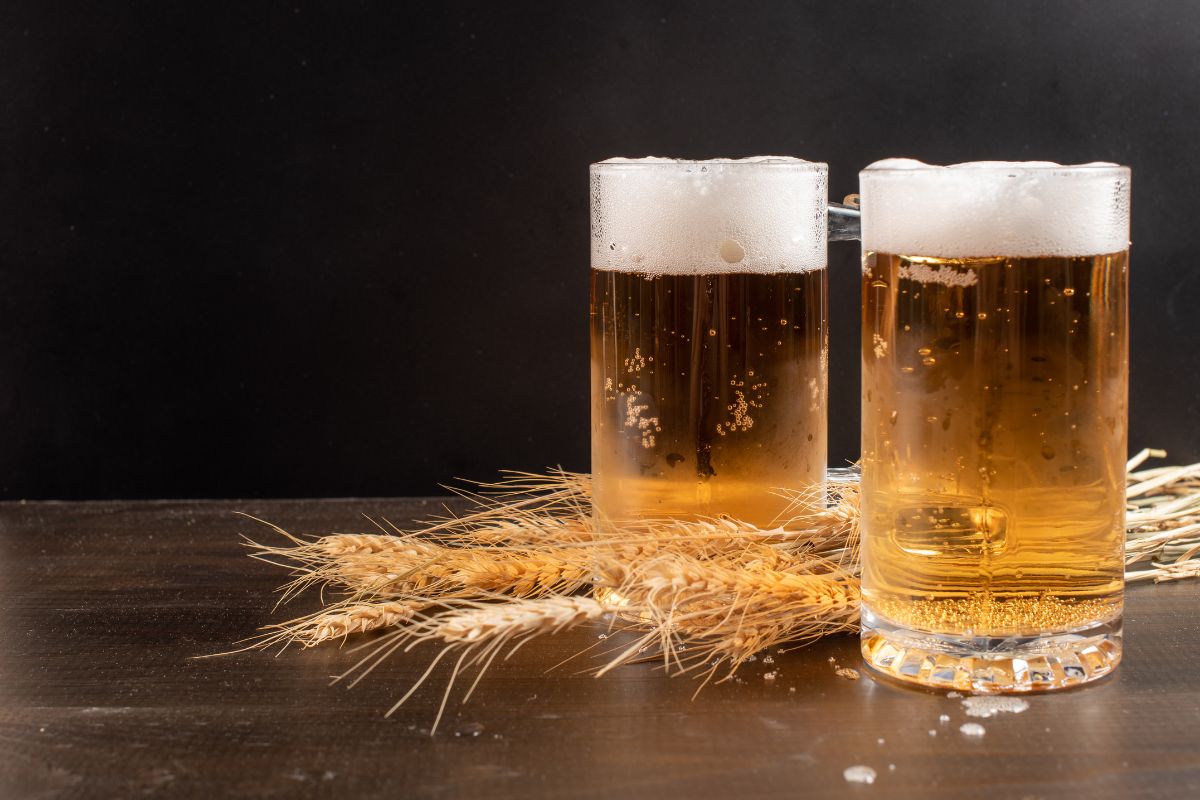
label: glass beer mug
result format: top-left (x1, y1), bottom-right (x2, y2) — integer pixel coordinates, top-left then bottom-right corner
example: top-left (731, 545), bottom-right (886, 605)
top-left (858, 160), bottom-right (1130, 691)
top-left (588, 157), bottom-right (844, 532)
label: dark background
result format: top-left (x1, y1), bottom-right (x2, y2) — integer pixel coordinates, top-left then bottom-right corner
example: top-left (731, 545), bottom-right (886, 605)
top-left (3, 1), bottom-right (1199, 500)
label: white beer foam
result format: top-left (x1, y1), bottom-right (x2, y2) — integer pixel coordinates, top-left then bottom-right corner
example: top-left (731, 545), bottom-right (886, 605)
top-left (591, 157), bottom-right (827, 275)
top-left (860, 159), bottom-right (1130, 258)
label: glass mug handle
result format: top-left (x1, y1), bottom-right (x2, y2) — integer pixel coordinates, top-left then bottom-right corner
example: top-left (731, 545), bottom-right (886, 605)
top-left (828, 194), bottom-right (861, 241)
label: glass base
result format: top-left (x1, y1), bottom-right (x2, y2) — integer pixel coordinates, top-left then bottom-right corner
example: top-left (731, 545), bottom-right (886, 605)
top-left (860, 606), bottom-right (1122, 693)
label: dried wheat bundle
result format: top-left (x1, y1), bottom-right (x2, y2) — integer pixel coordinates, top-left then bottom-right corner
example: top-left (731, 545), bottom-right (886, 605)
top-left (238, 450), bottom-right (1200, 731)
top-left (1124, 448), bottom-right (1200, 582)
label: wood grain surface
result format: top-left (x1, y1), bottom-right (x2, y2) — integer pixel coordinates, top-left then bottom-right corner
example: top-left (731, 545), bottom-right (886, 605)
top-left (2, 498), bottom-right (1198, 799)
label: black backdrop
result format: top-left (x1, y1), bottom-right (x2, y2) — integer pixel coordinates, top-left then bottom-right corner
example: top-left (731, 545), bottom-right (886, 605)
top-left (4, 1), bottom-right (1200, 500)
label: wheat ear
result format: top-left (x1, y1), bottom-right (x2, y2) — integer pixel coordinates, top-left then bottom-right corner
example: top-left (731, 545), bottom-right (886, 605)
top-left (332, 596), bottom-right (612, 734)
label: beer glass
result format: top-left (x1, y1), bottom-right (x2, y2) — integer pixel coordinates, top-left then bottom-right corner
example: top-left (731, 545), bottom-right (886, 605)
top-left (589, 158), bottom-right (830, 530)
top-left (859, 160), bottom-right (1130, 692)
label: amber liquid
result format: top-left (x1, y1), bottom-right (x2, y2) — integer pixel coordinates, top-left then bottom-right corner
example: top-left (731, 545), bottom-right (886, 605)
top-left (590, 268), bottom-right (827, 527)
top-left (861, 252), bottom-right (1127, 636)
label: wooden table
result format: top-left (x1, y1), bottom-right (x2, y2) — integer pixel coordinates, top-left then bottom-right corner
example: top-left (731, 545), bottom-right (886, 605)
top-left (3, 499), bottom-right (1199, 799)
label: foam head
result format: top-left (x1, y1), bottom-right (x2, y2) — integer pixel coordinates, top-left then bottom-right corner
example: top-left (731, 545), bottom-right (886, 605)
top-left (590, 157), bottom-right (828, 275)
top-left (859, 159), bottom-right (1131, 258)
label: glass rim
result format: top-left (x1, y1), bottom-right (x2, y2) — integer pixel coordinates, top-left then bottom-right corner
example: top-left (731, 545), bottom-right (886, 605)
top-left (591, 156), bottom-right (828, 173)
top-left (860, 160), bottom-right (1130, 178)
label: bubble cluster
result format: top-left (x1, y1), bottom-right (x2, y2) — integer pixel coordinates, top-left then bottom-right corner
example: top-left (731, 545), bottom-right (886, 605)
top-left (622, 390), bottom-right (660, 449)
top-left (860, 159), bottom-right (1130, 258)
top-left (591, 157), bottom-right (828, 275)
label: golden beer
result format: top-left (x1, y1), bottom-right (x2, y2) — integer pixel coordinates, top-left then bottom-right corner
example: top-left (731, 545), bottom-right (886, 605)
top-left (858, 161), bottom-right (1131, 692)
top-left (590, 268), bottom-right (827, 525)
top-left (589, 158), bottom-right (828, 530)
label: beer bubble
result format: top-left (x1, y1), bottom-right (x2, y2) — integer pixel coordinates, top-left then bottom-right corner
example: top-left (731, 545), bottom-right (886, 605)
top-left (1041, 444), bottom-right (1056, 460)
top-left (1063, 287), bottom-right (1076, 296)
top-left (922, 357), bottom-right (936, 366)
top-left (917, 347), bottom-right (932, 356)
top-left (977, 312), bottom-right (988, 320)
top-left (719, 238), bottom-right (746, 264)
